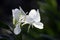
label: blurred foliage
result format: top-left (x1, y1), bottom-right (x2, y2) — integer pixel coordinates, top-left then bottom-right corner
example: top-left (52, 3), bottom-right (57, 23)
top-left (0, 0), bottom-right (60, 40)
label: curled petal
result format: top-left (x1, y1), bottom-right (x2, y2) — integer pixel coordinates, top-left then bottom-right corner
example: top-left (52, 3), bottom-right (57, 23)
top-left (33, 22), bottom-right (44, 29)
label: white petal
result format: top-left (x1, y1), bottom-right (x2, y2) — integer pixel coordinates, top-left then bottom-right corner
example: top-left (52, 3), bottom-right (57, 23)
top-left (29, 9), bottom-right (40, 22)
top-left (37, 9), bottom-right (41, 21)
top-left (33, 22), bottom-right (43, 29)
top-left (14, 23), bottom-right (21, 35)
top-left (12, 9), bottom-right (21, 21)
top-left (12, 7), bottom-right (26, 21)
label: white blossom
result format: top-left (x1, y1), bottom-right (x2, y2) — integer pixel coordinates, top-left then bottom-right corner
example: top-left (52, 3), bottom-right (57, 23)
top-left (12, 7), bottom-right (26, 35)
top-left (22, 9), bottom-right (44, 29)
top-left (12, 7), bottom-right (44, 35)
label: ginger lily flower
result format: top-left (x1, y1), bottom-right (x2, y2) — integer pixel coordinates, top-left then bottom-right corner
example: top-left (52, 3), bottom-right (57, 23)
top-left (22, 9), bottom-right (44, 29)
top-left (12, 7), bottom-right (26, 35)
top-left (12, 6), bottom-right (44, 35)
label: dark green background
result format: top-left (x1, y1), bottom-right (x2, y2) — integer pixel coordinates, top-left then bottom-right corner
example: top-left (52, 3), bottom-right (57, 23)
top-left (0, 0), bottom-right (60, 40)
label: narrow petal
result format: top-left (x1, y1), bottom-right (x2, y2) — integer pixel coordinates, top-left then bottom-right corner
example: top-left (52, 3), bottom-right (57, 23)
top-left (19, 7), bottom-right (26, 15)
top-left (14, 23), bottom-right (21, 35)
top-left (37, 9), bottom-right (41, 21)
top-left (33, 22), bottom-right (44, 29)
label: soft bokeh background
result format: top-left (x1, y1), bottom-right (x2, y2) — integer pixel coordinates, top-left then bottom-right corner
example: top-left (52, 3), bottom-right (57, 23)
top-left (0, 0), bottom-right (60, 40)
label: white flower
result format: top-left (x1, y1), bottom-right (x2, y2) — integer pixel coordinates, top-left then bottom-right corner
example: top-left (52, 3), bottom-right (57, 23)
top-left (12, 7), bottom-right (26, 35)
top-left (22, 9), bottom-right (44, 29)
top-left (12, 6), bottom-right (44, 35)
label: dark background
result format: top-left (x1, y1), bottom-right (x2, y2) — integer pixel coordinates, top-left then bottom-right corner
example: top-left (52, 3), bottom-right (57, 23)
top-left (0, 0), bottom-right (60, 40)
